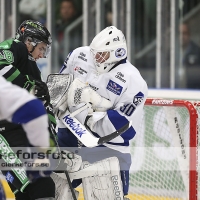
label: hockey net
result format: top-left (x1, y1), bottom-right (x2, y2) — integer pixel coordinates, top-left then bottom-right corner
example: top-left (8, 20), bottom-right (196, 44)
top-left (129, 99), bottom-right (200, 200)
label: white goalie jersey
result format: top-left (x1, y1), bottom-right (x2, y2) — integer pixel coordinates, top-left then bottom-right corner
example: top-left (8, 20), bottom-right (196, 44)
top-left (0, 76), bottom-right (49, 147)
top-left (60, 46), bottom-right (148, 153)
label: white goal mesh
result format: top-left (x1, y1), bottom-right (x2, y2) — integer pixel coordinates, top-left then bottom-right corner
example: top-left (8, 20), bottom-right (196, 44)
top-left (129, 99), bottom-right (200, 200)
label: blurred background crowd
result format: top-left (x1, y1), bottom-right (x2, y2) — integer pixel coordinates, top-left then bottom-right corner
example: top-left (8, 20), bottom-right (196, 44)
top-left (1, 0), bottom-right (200, 89)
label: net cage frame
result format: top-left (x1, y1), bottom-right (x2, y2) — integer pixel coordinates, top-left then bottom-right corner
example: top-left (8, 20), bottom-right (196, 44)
top-left (142, 98), bottom-right (199, 200)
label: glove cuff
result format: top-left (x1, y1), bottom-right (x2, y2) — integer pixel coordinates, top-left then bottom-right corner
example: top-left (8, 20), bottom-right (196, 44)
top-left (23, 75), bottom-right (35, 91)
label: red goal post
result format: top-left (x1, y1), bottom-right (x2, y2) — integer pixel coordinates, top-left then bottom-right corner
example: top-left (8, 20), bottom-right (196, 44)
top-left (129, 98), bottom-right (199, 200)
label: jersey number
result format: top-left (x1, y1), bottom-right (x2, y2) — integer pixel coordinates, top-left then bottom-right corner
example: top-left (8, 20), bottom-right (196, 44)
top-left (120, 104), bottom-right (135, 116)
top-left (0, 50), bottom-right (14, 63)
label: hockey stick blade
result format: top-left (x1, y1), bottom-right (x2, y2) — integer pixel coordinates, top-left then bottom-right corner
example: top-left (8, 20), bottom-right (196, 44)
top-left (60, 110), bottom-right (132, 147)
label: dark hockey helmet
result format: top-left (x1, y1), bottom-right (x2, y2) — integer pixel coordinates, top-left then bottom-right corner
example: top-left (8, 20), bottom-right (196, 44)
top-left (15, 20), bottom-right (52, 57)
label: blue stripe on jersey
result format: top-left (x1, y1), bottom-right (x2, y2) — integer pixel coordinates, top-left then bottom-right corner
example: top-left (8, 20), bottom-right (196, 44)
top-left (59, 65), bottom-right (66, 74)
top-left (107, 110), bottom-right (136, 146)
top-left (59, 51), bottom-right (73, 73)
top-left (12, 99), bottom-right (46, 124)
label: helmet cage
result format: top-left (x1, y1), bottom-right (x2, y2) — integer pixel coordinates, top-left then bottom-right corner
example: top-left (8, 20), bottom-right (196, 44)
top-left (90, 44), bottom-right (127, 74)
top-left (90, 49), bottom-right (117, 73)
top-left (93, 51), bottom-right (110, 64)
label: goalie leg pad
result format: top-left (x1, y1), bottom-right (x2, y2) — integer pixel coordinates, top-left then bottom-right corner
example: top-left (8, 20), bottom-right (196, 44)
top-left (50, 172), bottom-right (79, 200)
top-left (82, 157), bottom-right (124, 200)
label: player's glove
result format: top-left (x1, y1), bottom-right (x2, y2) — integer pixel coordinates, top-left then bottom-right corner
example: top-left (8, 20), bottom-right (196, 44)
top-left (25, 146), bottom-right (59, 183)
top-left (23, 75), bottom-right (35, 92)
top-left (35, 80), bottom-right (50, 104)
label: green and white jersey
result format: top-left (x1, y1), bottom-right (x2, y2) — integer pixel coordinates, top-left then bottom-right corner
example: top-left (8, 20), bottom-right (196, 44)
top-left (0, 39), bottom-right (42, 87)
top-left (0, 39), bottom-right (43, 138)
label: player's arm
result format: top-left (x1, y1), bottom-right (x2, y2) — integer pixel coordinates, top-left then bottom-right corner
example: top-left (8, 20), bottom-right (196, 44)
top-left (0, 40), bottom-right (35, 90)
top-left (68, 80), bottom-right (148, 146)
top-left (0, 41), bottom-right (50, 103)
top-left (88, 82), bottom-right (148, 145)
top-left (0, 76), bottom-right (49, 147)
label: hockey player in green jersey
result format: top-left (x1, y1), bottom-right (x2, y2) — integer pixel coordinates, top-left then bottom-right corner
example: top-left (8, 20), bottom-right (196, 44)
top-left (0, 20), bottom-right (56, 200)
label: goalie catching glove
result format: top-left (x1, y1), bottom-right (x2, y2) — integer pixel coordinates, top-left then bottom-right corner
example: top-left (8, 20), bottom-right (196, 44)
top-left (67, 78), bottom-right (112, 112)
top-left (66, 78), bottom-right (112, 129)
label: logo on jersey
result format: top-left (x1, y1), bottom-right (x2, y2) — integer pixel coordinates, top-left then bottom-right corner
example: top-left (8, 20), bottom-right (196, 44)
top-left (113, 36), bottom-right (120, 42)
top-left (115, 48), bottom-right (126, 58)
top-left (6, 172), bottom-right (14, 183)
top-left (115, 72), bottom-right (126, 83)
top-left (0, 50), bottom-right (14, 63)
top-left (133, 92), bottom-right (144, 106)
top-left (89, 84), bottom-right (99, 91)
top-left (78, 52), bottom-right (87, 62)
top-left (106, 80), bottom-right (123, 95)
top-left (74, 66), bottom-right (87, 76)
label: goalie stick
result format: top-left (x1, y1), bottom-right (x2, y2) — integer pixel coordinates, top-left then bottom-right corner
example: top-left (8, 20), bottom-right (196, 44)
top-left (60, 103), bottom-right (132, 148)
top-left (49, 123), bottom-right (78, 200)
top-left (31, 83), bottom-right (77, 200)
